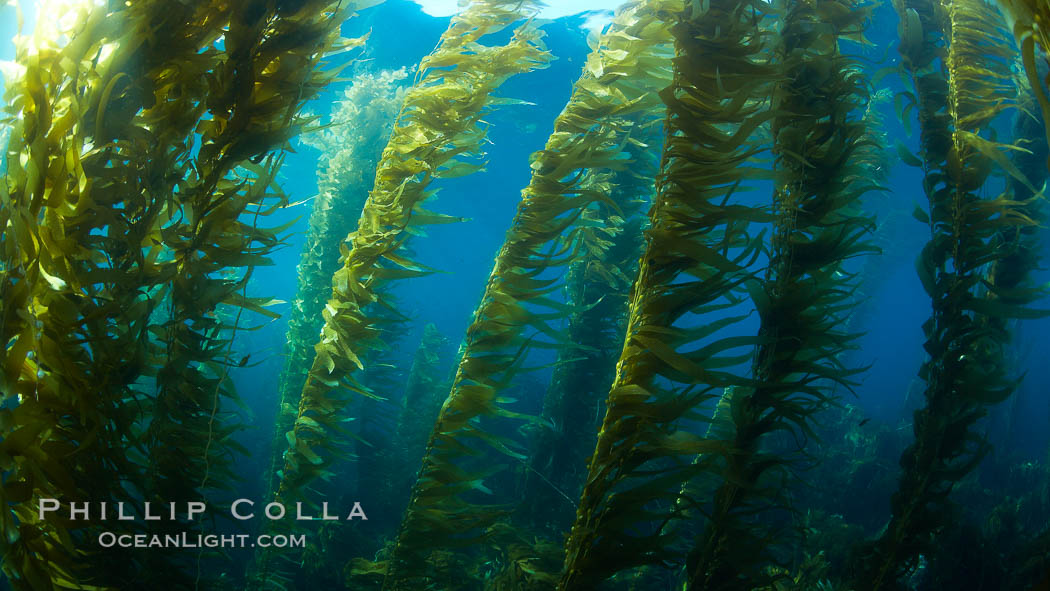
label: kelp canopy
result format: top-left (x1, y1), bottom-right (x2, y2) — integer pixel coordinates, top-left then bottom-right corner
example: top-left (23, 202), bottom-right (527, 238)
top-left (0, 0), bottom-right (1048, 590)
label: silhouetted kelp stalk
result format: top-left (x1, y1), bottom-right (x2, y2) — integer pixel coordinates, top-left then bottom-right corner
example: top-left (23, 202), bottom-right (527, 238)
top-left (558, 0), bottom-right (880, 587)
top-left (393, 323), bottom-right (451, 478)
top-left (849, 0), bottom-right (1048, 588)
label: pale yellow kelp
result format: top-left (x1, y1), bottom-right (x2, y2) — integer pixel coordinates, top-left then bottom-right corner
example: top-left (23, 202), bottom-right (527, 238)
top-left (360, 2), bottom-right (674, 589)
top-left (995, 0), bottom-right (1050, 156)
top-left (268, 67), bottom-right (409, 503)
top-left (274, 0), bottom-right (551, 509)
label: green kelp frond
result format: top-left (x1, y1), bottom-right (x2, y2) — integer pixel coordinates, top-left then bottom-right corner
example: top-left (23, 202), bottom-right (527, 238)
top-left (558, 0), bottom-right (778, 586)
top-left (275, 0), bottom-right (551, 509)
top-left (687, 0), bottom-right (878, 587)
top-left (0, 0), bottom-right (375, 588)
top-left (0, 1), bottom-right (237, 587)
top-left (360, 2), bottom-right (674, 589)
top-left (268, 66), bottom-right (409, 504)
top-left (146, 0), bottom-right (373, 510)
top-left (850, 0), bottom-right (1048, 587)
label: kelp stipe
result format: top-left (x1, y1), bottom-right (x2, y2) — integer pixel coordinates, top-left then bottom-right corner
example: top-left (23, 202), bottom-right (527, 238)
top-left (364, 3), bottom-right (673, 588)
top-left (558, 0), bottom-right (777, 586)
top-left (686, 0), bottom-right (878, 585)
top-left (0, 4), bottom-right (158, 586)
top-left (518, 0), bottom-right (671, 541)
top-left (393, 324), bottom-right (451, 469)
top-left (271, 0), bottom-right (548, 504)
top-left (849, 0), bottom-right (1048, 587)
top-left (264, 66), bottom-right (408, 519)
top-left (0, 1), bottom-right (239, 586)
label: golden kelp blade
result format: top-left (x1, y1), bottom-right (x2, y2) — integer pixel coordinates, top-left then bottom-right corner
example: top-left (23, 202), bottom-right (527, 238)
top-left (367, 1), bottom-right (674, 588)
top-left (0, 0), bottom-right (367, 588)
top-left (267, 4), bottom-right (551, 587)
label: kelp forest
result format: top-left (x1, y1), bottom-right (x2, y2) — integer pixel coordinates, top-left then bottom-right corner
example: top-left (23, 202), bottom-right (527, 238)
top-left (0, 0), bottom-right (1049, 589)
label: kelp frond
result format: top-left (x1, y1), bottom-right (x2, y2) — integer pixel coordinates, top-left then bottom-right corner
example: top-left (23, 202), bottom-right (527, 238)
top-left (560, 0), bottom-right (880, 588)
top-left (0, 0), bottom-right (371, 587)
top-left (368, 2), bottom-right (675, 588)
top-left (273, 0), bottom-right (551, 522)
top-left (266, 66), bottom-right (408, 511)
top-left (995, 0), bottom-right (1050, 159)
top-left (687, 0), bottom-right (877, 587)
top-left (559, 0), bottom-right (779, 586)
top-left (850, 0), bottom-right (1049, 587)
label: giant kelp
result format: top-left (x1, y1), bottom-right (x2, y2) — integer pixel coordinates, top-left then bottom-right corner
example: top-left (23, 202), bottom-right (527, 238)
top-left (266, 66), bottom-right (408, 509)
top-left (557, 0), bottom-right (776, 585)
top-left (521, 136), bottom-right (657, 536)
top-left (141, 3), bottom-right (376, 589)
top-left (996, 0), bottom-right (1050, 158)
top-left (559, 0), bottom-right (880, 587)
top-left (272, 0), bottom-right (551, 507)
top-left (0, 0), bottom-right (372, 588)
top-left (363, 3), bottom-right (675, 588)
top-left (261, 1), bottom-right (551, 587)
top-left (0, 1), bottom-right (238, 586)
top-left (2, 0), bottom-right (1050, 589)
top-left (849, 0), bottom-right (1048, 587)
top-left (686, 0), bottom-right (876, 586)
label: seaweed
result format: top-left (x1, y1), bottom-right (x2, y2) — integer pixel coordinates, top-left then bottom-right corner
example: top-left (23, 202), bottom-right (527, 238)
top-left (521, 137), bottom-right (658, 536)
top-left (0, 1), bottom-right (237, 587)
top-left (264, 65), bottom-right (408, 524)
top-left (684, 0), bottom-right (878, 584)
top-left (558, 0), bottom-right (777, 585)
top-left (849, 0), bottom-right (1049, 587)
top-left (271, 0), bottom-right (550, 509)
top-left (558, 0), bottom-right (878, 587)
top-left (365, 3), bottom-right (674, 587)
top-left (0, 0), bottom-right (370, 587)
